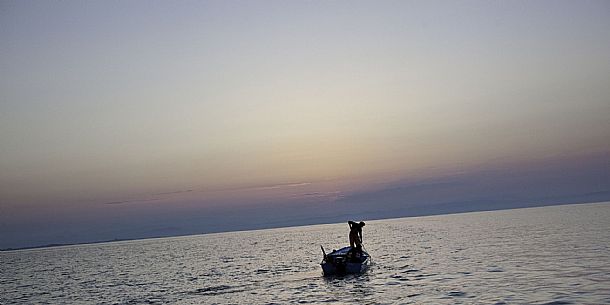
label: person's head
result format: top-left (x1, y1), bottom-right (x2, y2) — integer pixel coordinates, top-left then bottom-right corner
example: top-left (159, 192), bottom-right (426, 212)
top-left (359, 221), bottom-right (365, 227)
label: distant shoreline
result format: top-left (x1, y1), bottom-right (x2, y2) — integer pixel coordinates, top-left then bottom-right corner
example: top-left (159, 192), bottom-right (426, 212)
top-left (2, 200), bottom-right (608, 252)
top-left (0, 238), bottom-right (132, 252)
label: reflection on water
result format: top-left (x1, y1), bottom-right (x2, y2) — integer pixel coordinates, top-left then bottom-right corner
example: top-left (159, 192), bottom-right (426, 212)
top-left (2, 202), bottom-right (610, 304)
top-left (323, 273), bottom-right (376, 303)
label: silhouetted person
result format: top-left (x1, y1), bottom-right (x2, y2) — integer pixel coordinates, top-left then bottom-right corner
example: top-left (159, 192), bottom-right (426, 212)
top-left (348, 220), bottom-right (365, 251)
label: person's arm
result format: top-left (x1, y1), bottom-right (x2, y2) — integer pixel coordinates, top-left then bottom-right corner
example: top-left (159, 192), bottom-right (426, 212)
top-left (348, 220), bottom-right (355, 229)
top-left (359, 230), bottom-right (363, 243)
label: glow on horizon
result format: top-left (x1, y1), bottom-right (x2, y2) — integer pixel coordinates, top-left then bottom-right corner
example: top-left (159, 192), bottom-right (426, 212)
top-left (1, 0), bottom-right (610, 210)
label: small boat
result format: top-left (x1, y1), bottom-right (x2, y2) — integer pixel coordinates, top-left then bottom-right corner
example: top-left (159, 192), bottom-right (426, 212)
top-left (320, 246), bottom-right (371, 276)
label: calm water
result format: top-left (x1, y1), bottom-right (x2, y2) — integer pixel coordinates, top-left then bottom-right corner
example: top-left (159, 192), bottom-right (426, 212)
top-left (2, 202), bottom-right (610, 305)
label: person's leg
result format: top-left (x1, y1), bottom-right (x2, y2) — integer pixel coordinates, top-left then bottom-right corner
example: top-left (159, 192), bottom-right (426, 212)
top-left (349, 233), bottom-right (355, 248)
top-left (354, 238), bottom-right (362, 253)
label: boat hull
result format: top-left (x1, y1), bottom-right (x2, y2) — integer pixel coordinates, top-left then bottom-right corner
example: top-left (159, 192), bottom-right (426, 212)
top-left (320, 246), bottom-right (370, 276)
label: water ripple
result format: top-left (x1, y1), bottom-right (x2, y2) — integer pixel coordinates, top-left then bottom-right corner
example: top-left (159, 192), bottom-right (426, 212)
top-left (1, 202), bottom-right (609, 304)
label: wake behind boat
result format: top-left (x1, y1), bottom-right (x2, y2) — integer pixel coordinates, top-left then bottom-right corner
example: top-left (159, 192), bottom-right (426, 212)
top-left (320, 246), bottom-right (371, 276)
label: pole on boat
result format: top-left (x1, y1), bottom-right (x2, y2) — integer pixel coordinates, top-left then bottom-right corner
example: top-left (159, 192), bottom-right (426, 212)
top-left (320, 245), bottom-right (327, 260)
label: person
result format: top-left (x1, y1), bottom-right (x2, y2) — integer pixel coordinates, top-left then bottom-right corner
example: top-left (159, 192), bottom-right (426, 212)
top-left (348, 220), bottom-right (366, 250)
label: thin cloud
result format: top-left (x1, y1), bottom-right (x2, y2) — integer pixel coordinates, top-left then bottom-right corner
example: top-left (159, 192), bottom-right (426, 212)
top-left (293, 191), bottom-right (344, 201)
top-left (101, 189), bottom-right (193, 205)
top-left (102, 198), bottom-right (161, 205)
top-left (152, 189), bottom-right (193, 196)
top-left (206, 182), bottom-right (314, 192)
top-left (100, 183), bottom-right (312, 205)
top-left (248, 182), bottom-right (312, 191)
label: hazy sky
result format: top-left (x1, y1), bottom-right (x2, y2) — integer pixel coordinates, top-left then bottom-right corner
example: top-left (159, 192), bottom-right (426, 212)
top-left (1, 1), bottom-right (609, 248)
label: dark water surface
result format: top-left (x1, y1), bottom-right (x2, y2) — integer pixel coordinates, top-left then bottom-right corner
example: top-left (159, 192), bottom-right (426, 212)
top-left (2, 202), bottom-right (610, 304)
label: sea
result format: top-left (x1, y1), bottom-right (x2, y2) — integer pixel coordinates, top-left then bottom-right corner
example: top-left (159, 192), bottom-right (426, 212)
top-left (1, 202), bottom-right (609, 305)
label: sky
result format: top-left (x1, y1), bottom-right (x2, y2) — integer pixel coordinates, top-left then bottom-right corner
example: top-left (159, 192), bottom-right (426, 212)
top-left (1, 0), bottom-right (609, 249)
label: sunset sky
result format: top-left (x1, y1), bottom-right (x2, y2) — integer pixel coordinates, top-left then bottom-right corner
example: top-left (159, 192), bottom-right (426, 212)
top-left (1, 1), bottom-right (609, 249)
